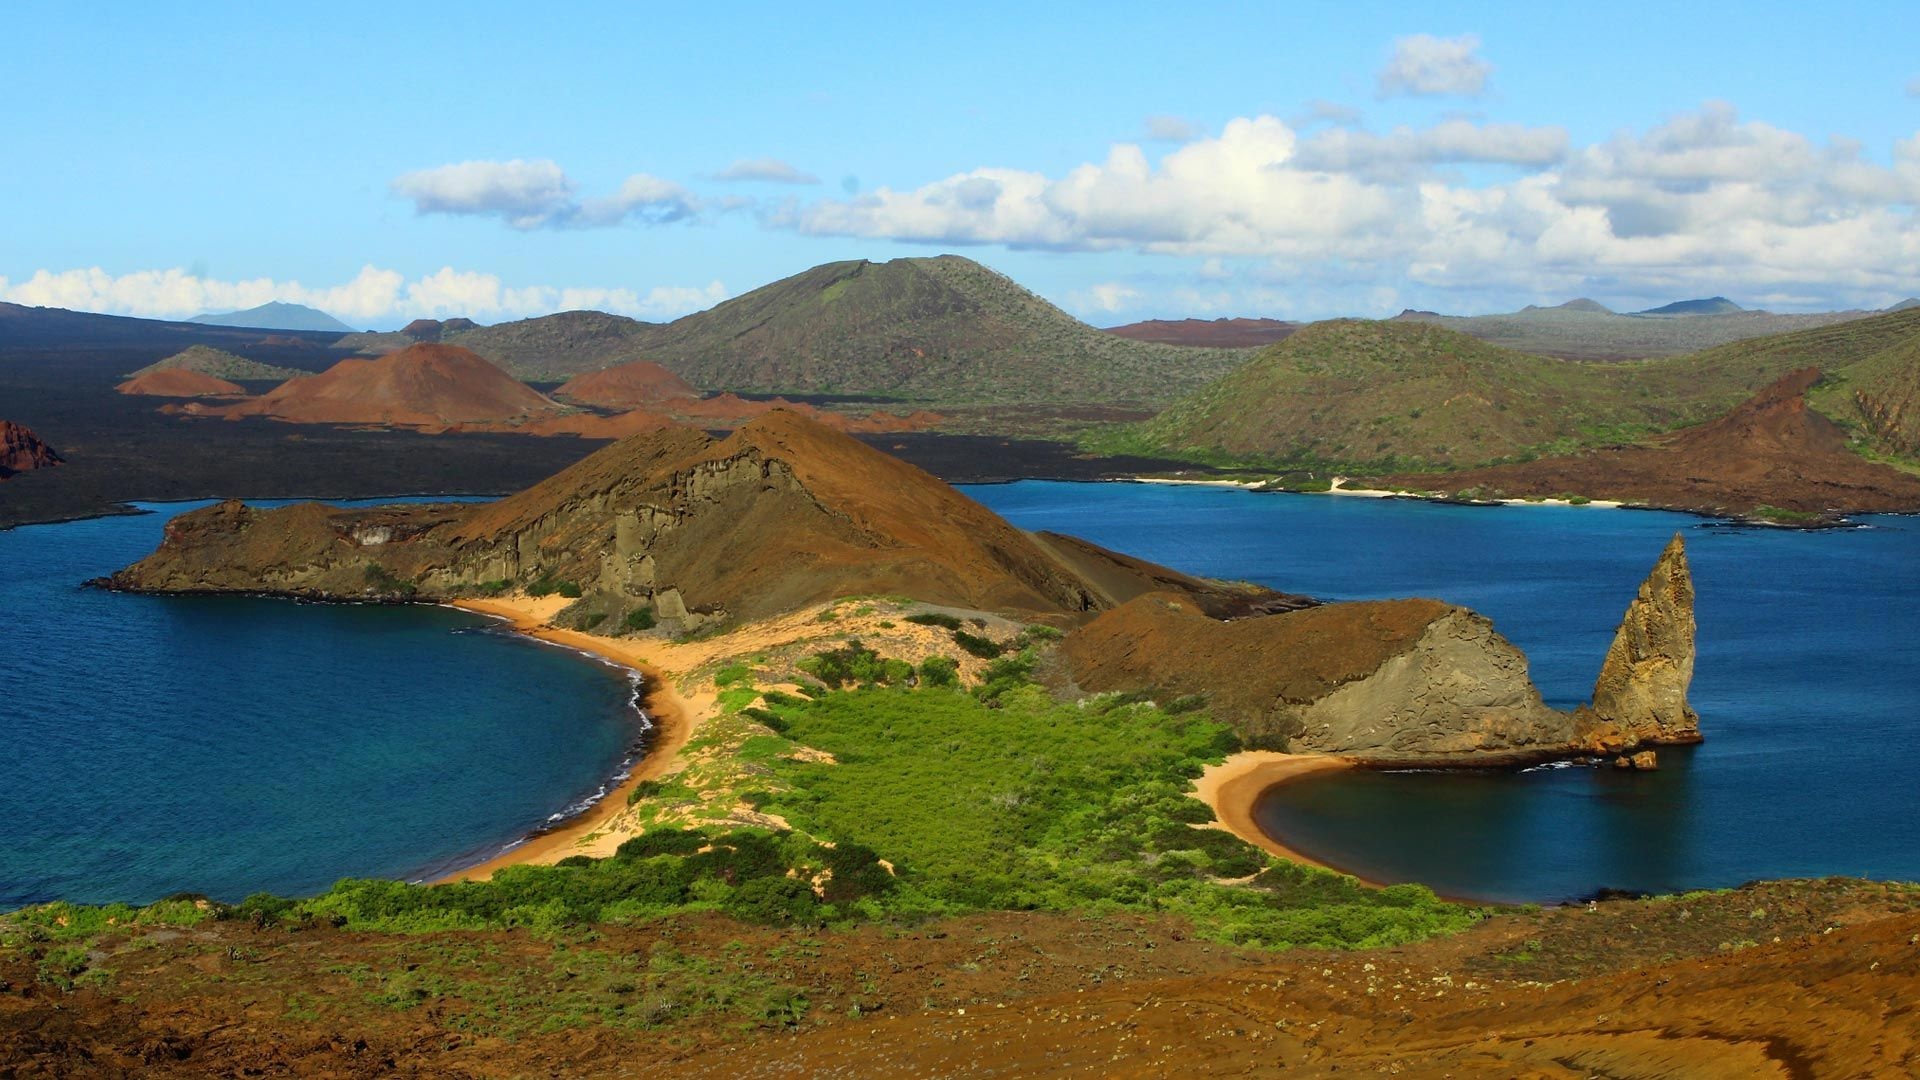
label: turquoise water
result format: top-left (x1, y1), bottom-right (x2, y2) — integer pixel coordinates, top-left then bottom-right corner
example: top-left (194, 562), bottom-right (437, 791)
top-left (0, 500), bottom-right (645, 908)
top-left (966, 481), bottom-right (1920, 903)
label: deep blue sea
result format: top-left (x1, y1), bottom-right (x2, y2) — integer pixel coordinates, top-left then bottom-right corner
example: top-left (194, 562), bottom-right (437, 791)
top-left (966, 481), bottom-right (1920, 903)
top-left (0, 500), bottom-right (644, 909)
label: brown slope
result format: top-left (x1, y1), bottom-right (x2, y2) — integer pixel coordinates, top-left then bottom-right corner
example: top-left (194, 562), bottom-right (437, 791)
top-left (1387, 367), bottom-right (1920, 517)
top-left (115, 368), bottom-right (247, 398)
top-left (1103, 317), bottom-right (1299, 348)
top-left (0, 420), bottom-right (63, 478)
top-left (553, 359), bottom-right (701, 409)
top-left (215, 343), bottom-right (565, 429)
top-left (109, 410), bottom-right (1270, 626)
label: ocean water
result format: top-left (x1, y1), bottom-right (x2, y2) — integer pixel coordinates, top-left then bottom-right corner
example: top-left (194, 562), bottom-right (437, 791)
top-left (0, 500), bottom-right (645, 908)
top-left (966, 481), bottom-right (1920, 903)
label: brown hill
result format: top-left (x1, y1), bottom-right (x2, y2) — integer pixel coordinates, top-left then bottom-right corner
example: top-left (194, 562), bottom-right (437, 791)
top-left (106, 410), bottom-right (1267, 628)
top-left (0, 420), bottom-right (62, 478)
top-left (115, 368), bottom-right (247, 398)
top-left (1103, 317), bottom-right (1299, 348)
top-left (553, 359), bottom-right (701, 409)
top-left (213, 343), bottom-right (565, 430)
top-left (1387, 368), bottom-right (1920, 518)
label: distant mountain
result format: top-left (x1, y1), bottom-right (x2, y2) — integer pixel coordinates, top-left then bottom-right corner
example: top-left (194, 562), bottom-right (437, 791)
top-left (1529, 298), bottom-right (1612, 314)
top-left (1388, 368), bottom-right (1920, 518)
top-left (622, 255), bottom-right (1246, 405)
top-left (117, 369), bottom-right (247, 398)
top-left (1114, 307), bottom-right (1920, 473)
top-left (0, 301), bottom-right (339, 350)
top-left (189, 302), bottom-right (355, 333)
top-left (1635, 297), bottom-right (1744, 316)
top-left (210, 343), bottom-right (565, 430)
top-left (130, 345), bottom-right (303, 381)
top-left (337, 310), bottom-right (655, 380)
top-left (1391, 298), bottom-right (1876, 361)
top-left (1102, 317), bottom-right (1299, 348)
top-left (1887, 298), bottom-right (1920, 313)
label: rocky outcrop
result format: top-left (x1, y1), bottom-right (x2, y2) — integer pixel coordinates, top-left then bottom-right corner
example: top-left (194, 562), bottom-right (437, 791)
top-left (0, 420), bottom-right (62, 478)
top-left (1575, 533), bottom-right (1700, 751)
top-left (1062, 536), bottom-right (1703, 767)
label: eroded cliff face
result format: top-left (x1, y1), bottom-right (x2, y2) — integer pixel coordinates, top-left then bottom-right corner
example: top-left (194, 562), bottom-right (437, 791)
top-left (1062, 537), bottom-right (1700, 767)
top-left (1062, 592), bottom-right (1568, 761)
top-left (0, 420), bottom-right (63, 479)
top-left (1575, 533), bottom-right (1701, 751)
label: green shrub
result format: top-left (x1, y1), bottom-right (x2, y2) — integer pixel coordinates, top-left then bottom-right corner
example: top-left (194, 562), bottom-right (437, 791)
top-left (951, 630), bottom-right (1004, 659)
top-left (905, 612), bottom-right (962, 630)
top-left (556, 581), bottom-right (583, 599)
top-left (624, 606), bottom-right (656, 632)
top-left (723, 877), bottom-right (820, 926)
top-left (917, 655), bottom-right (959, 687)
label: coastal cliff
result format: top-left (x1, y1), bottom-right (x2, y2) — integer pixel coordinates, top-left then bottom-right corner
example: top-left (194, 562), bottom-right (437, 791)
top-left (1062, 534), bottom-right (1700, 766)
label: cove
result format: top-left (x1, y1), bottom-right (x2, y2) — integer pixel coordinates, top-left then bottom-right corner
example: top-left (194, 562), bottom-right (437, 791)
top-left (965, 481), bottom-right (1920, 903)
top-left (0, 500), bottom-right (643, 909)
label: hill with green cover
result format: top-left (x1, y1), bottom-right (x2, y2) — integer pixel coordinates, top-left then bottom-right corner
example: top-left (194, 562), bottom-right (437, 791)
top-left (1113, 308), bottom-right (1920, 472)
top-left (129, 345), bottom-right (304, 381)
top-left (627, 256), bottom-right (1245, 405)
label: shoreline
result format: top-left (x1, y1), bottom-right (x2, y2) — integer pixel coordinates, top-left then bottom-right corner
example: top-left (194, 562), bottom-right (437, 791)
top-left (433, 599), bottom-right (697, 883)
top-left (1190, 751), bottom-right (1383, 886)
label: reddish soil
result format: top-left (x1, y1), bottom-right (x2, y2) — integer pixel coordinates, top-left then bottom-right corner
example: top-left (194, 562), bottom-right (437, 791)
top-left (0, 420), bottom-right (62, 478)
top-left (4, 880), bottom-right (1915, 1077)
top-left (206, 344), bottom-right (566, 430)
top-left (1104, 317), bottom-right (1299, 348)
top-left (114, 369), bottom-right (246, 398)
top-left (1390, 368), bottom-right (1920, 517)
top-left (553, 359), bottom-right (701, 409)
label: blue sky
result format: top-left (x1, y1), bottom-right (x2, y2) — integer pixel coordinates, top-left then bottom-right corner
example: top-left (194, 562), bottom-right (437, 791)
top-left (4, 1), bottom-right (1917, 328)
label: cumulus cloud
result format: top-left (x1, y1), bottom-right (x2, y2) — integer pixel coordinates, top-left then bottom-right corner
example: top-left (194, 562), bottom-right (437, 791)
top-left (0, 266), bottom-right (726, 326)
top-left (768, 104), bottom-right (1920, 308)
top-left (392, 159), bottom-right (698, 229)
top-left (1143, 115), bottom-right (1201, 142)
top-left (712, 157), bottom-right (820, 184)
top-left (1378, 33), bottom-right (1492, 98)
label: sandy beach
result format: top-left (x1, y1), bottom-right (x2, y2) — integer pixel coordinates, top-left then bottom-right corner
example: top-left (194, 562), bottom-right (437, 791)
top-left (1190, 751), bottom-right (1379, 883)
top-left (436, 597), bottom-right (704, 881)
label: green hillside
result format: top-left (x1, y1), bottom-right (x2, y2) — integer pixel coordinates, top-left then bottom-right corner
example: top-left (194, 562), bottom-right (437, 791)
top-left (626, 256), bottom-right (1247, 405)
top-left (130, 345), bottom-right (304, 381)
top-left (1109, 308), bottom-right (1920, 472)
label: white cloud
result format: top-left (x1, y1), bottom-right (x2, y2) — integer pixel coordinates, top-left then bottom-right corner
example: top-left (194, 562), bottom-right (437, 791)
top-left (1080, 282), bottom-right (1144, 313)
top-left (712, 157), bottom-right (820, 184)
top-left (392, 159), bottom-right (698, 229)
top-left (0, 266), bottom-right (727, 326)
top-left (1143, 115), bottom-right (1201, 142)
top-left (769, 104), bottom-right (1920, 309)
top-left (1378, 33), bottom-right (1492, 98)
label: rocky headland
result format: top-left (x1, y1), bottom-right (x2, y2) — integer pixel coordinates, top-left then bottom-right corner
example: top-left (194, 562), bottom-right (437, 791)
top-left (105, 409), bottom-right (1698, 774)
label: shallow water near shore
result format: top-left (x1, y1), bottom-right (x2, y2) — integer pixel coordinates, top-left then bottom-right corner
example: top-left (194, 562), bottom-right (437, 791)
top-left (967, 481), bottom-right (1920, 903)
top-left (0, 499), bottom-right (642, 908)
